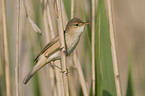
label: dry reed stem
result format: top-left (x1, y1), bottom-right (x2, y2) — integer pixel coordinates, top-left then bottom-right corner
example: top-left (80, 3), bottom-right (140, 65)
top-left (46, 1), bottom-right (55, 38)
top-left (71, 0), bottom-right (74, 19)
top-left (73, 52), bottom-right (89, 96)
top-left (0, 55), bottom-right (3, 77)
top-left (22, 0), bottom-right (42, 35)
top-left (0, 55), bottom-right (5, 96)
top-left (44, 0), bottom-right (55, 91)
top-left (54, 61), bottom-right (63, 96)
top-left (70, 0), bottom-right (88, 95)
top-left (42, 0), bottom-right (50, 41)
top-left (1, 0), bottom-right (11, 96)
top-left (46, 1), bottom-right (63, 95)
top-left (38, 0), bottom-right (54, 95)
top-left (61, 0), bottom-right (68, 28)
top-left (70, 1), bottom-right (77, 96)
top-left (68, 68), bottom-right (77, 96)
top-left (107, 0), bottom-right (121, 96)
top-left (91, 0), bottom-right (96, 95)
top-left (56, 0), bottom-right (69, 96)
top-left (15, 0), bottom-right (20, 96)
top-left (65, 1), bottom-right (78, 96)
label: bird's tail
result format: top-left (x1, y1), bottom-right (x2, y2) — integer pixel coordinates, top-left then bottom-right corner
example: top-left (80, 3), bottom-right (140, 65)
top-left (23, 55), bottom-right (48, 84)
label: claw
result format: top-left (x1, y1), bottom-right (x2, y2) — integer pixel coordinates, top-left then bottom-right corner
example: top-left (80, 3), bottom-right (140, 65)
top-left (59, 47), bottom-right (64, 50)
top-left (59, 47), bottom-right (67, 54)
top-left (66, 69), bottom-right (69, 76)
top-left (60, 69), bottom-right (69, 76)
top-left (60, 70), bottom-right (65, 73)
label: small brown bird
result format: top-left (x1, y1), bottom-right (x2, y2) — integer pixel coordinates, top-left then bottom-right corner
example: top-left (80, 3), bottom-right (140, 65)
top-left (23, 17), bottom-right (90, 84)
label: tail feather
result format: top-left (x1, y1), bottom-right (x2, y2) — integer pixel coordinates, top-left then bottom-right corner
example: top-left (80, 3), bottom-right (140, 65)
top-left (23, 55), bottom-right (47, 84)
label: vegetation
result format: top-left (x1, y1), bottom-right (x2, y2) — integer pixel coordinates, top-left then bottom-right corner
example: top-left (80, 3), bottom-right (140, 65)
top-left (0, 0), bottom-right (137, 96)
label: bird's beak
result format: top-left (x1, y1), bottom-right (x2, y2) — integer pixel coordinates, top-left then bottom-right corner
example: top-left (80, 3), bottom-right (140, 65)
top-left (84, 21), bottom-right (91, 25)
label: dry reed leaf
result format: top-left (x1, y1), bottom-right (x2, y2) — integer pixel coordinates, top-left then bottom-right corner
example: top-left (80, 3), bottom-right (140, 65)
top-left (22, 0), bottom-right (42, 35)
top-left (27, 16), bottom-right (42, 35)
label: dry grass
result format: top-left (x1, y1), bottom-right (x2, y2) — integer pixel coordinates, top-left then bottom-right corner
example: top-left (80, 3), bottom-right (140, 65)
top-left (107, 0), bottom-right (121, 95)
top-left (56, 0), bottom-right (69, 96)
top-left (91, 0), bottom-right (96, 95)
top-left (1, 0), bottom-right (11, 96)
top-left (15, 0), bottom-right (20, 95)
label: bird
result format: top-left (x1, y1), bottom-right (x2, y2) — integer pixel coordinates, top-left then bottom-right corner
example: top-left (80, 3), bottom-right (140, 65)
top-left (23, 17), bottom-right (90, 84)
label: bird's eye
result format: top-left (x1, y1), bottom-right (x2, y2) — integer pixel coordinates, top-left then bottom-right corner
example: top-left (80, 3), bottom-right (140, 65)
top-left (75, 24), bottom-right (79, 26)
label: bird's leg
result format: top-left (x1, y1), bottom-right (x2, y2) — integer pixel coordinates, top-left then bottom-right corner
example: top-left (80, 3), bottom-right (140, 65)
top-left (44, 58), bottom-right (69, 75)
top-left (60, 69), bottom-right (69, 76)
top-left (45, 59), bottom-right (61, 70)
top-left (59, 47), bottom-right (64, 50)
top-left (59, 47), bottom-right (67, 55)
top-left (50, 61), bottom-right (62, 70)
top-left (59, 47), bottom-right (69, 75)
top-left (65, 69), bottom-right (69, 76)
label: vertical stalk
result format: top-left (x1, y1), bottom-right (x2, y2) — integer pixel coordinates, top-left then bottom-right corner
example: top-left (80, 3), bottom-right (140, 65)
top-left (71, 0), bottom-right (74, 19)
top-left (44, 0), bottom-right (55, 94)
top-left (46, 1), bottom-right (55, 38)
top-left (107, 0), bottom-right (121, 96)
top-left (73, 53), bottom-right (89, 96)
top-left (38, 0), bottom-right (53, 95)
top-left (54, 61), bottom-right (63, 96)
top-left (70, 0), bottom-right (88, 95)
top-left (0, 53), bottom-right (5, 96)
top-left (56, 0), bottom-right (69, 96)
top-left (1, 0), bottom-right (11, 96)
top-left (47, 1), bottom-right (63, 95)
top-left (70, 0), bottom-right (77, 96)
top-left (43, 0), bottom-right (50, 41)
top-left (15, 0), bottom-right (20, 96)
top-left (91, 0), bottom-right (95, 95)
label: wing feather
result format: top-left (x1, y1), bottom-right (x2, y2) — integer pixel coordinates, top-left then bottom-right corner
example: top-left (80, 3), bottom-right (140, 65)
top-left (34, 36), bottom-right (60, 62)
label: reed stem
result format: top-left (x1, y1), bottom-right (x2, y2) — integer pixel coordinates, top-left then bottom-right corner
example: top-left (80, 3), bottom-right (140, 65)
top-left (15, 0), bottom-right (20, 96)
top-left (91, 0), bottom-right (96, 95)
top-left (1, 0), bottom-right (11, 95)
top-left (107, 0), bottom-right (121, 95)
top-left (56, 0), bottom-right (69, 96)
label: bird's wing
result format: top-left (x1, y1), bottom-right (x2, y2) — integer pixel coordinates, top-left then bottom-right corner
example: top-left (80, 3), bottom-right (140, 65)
top-left (34, 36), bottom-right (60, 62)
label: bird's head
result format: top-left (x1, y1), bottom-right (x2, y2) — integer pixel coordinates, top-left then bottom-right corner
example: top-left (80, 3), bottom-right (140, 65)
top-left (65, 17), bottom-right (90, 35)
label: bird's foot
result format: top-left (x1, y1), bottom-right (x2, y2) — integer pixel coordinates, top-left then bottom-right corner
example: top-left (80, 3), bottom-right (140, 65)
top-left (60, 69), bottom-right (69, 76)
top-left (65, 69), bottom-right (69, 76)
top-left (59, 47), bottom-right (67, 54)
top-left (60, 70), bottom-right (65, 73)
top-left (59, 47), bottom-right (64, 50)
top-left (49, 61), bottom-right (61, 70)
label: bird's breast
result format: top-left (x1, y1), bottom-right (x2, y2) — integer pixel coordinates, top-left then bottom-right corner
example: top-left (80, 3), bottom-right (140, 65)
top-left (65, 33), bottom-right (80, 55)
